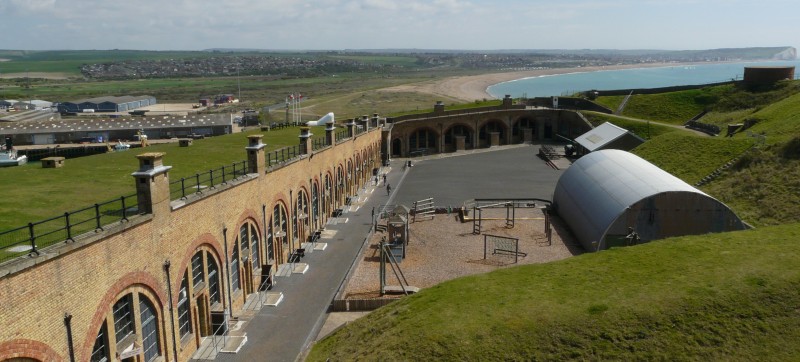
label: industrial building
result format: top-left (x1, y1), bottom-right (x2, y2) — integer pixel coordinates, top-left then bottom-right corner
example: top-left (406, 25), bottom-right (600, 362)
top-left (553, 150), bottom-right (747, 251)
top-left (58, 95), bottom-right (157, 113)
top-left (0, 113), bottom-right (234, 145)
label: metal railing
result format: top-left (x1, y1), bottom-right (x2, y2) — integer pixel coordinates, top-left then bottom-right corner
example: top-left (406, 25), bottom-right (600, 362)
top-left (0, 194), bottom-right (140, 264)
top-left (335, 130), bottom-right (350, 143)
top-left (311, 137), bottom-right (327, 151)
top-left (169, 160), bottom-right (249, 201)
top-left (265, 145), bottom-right (302, 167)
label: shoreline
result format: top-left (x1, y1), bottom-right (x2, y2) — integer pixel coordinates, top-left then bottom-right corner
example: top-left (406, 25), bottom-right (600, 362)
top-left (380, 62), bottom-right (728, 102)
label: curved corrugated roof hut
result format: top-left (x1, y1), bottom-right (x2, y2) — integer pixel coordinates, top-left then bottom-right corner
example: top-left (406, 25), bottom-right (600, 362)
top-left (553, 150), bottom-right (746, 251)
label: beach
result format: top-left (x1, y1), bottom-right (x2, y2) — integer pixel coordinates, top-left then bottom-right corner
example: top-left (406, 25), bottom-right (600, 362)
top-left (379, 62), bottom-right (698, 102)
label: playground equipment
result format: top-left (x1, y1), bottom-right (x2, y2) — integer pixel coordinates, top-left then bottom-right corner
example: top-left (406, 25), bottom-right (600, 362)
top-left (465, 198), bottom-right (553, 246)
top-left (412, 197), bottom-right (435, 223)
top-left (379, 237), bottom-right (418, 296)
top-left (484, 234), bottom-right (527, 264)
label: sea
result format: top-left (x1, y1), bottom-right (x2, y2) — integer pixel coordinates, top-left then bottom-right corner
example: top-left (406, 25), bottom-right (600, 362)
top-left (486, 60), bottom-right (800, 98)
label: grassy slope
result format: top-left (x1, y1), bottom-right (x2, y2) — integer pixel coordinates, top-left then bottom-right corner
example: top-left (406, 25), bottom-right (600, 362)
top-left (614, 88), bottom-right (720, 124)
top-left (309, 224), bottom-right (800, 361)
top-left (632, 132), bottom-right (754, 185)
top-left (702, 92), bottom-right (800, 226)
top-left (581, 111), bottom-right (681, 140)
top-left (0, 126), bottom-right (325, 228)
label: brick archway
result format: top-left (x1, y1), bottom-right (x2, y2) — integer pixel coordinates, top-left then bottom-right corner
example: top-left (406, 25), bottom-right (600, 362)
top-left (0, 339), bottom-right (62, 362)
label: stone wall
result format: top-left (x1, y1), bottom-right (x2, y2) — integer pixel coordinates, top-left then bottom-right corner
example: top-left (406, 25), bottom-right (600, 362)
top-left (0, 127), bottom-right (382, 361)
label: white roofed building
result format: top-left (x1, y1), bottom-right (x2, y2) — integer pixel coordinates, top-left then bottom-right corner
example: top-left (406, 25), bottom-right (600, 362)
top-left (574, 122), bottom-right (644, 154)
top-left (553, 150), bottom-right (747, 251)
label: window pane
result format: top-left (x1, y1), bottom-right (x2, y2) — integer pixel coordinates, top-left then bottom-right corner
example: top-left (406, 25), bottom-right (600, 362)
top-left (208, 260), bottom-right (221, 304)
top-left (90, 322), bottom-right (109, 362)
top-left (140, 297), bottom-right (161, 362)
top-left (177, 275), bottom-right (191, 337)
top-left (191, 252), bottom-right (204, 288)
top-left (112, 295), bottom-right (134, 343)
top-left (231, 244), bottom-right (240, 291)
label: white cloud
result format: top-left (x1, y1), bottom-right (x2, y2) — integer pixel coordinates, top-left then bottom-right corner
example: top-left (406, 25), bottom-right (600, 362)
top-left (0, 0), bottom-right (796, 50)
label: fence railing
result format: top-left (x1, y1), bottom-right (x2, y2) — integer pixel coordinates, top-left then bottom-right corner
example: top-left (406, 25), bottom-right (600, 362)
top-left (353, 125), bottom-right (366, 136)
top-left (266, 122), bottom-right (299, 130)
top-left (311, 137), bottom-right (327, 151)
top-left (265, 145), bottom-right (302, 168)
top-left (169, 160), bottom-right (249, 201)
top-left (0, 194), bottom-right (140, 264)
top-left (335, 130), bottom-right (350, 142)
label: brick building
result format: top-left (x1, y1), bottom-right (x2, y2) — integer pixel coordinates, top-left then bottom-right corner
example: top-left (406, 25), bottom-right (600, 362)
top-left (0, 120), bottom-right (381, 362)
top-left (0, 101), bottom-right (595, 361)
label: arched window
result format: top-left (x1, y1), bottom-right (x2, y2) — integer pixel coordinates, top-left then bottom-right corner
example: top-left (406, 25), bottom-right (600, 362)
top-left (208, 254), bottom-right (222, 305)
top-left (90, 323), bottom-right (109, 362)
top-left (177, 273), bottom-right (191, 338)
top-left (140, 297), bottom-right (162, 362)
top-left (273, 204), bottom-right (288, 247)
top-left (249, 223), bottom-right (260, 269)
top-left (231, 240), bottom-right (240, 291)
top-left (311, 182), bottom-right (319, 228)
top-left (112, 295), bottom-right (134, 344)
top-left (295, 190), bottom-right (309, 243)
top-left (92, 292), bottom-right (163, 362)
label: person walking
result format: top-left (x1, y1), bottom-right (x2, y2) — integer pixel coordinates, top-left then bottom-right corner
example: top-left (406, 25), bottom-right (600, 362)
top-left (386, 183), bottom-right (392, 195)
top-left (382, 174), bottom-right (387, 185)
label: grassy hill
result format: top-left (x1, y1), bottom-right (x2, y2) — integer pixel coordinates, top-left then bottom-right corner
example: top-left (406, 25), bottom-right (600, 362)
top-left (310, 80), bottom-right (800, 360)
top-left (309, 223), bottom-right (800, 361)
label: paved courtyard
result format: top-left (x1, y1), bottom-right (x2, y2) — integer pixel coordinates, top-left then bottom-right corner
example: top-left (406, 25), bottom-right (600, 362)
top-left (210, 144), bottom-right (582, 362)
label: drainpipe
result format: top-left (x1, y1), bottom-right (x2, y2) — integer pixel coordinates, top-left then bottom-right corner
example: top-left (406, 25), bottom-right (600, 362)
top-left (64, 313), bottom-right (75, 362)
top-left (223, 226), bottom-right (233, 318)
top-left (163, 260), bottom-right (179, 362)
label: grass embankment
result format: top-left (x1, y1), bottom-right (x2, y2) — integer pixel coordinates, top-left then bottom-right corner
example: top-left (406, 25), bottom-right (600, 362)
top-left (581, 111), bottom-right (681, 140)
top-left (589, 81), bottom-right (800, 227)
top-left (702, 91), bottom-right (800, 226)
top-left (0, 126), bottom-right (325, 229)
top-left (309, 223), bottom-right (800, 361)
top-left (632, 132), bottom-right (754, 185)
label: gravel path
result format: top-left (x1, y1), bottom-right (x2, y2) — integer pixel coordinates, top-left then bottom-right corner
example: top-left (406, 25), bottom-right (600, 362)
top-left (343, 207), bottom-right (583, 299)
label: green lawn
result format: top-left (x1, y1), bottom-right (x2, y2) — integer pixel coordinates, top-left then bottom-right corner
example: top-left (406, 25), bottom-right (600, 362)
top-left (0, 126), bottom-right (325, 229)
top-left (309, 223), bottom-right (800, 361)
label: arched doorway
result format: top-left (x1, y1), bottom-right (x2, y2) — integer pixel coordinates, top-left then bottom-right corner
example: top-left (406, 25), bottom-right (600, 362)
top-left (444, 124), bottom-right (474, 152)
top-left (479, 120), bottom-right (507, 147)
top-left (391, 138), bottom-right (402, 157)
top-left (512, 117), bottom-right (536, 143)
top-left (408, 128), bottom-right (437, 156)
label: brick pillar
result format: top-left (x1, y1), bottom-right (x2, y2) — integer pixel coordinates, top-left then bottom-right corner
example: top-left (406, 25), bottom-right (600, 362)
top-left (346, 118), bottom-right (356, 138)
top-left (502, 94), bottom-right (513, 108)
top-left (246, 135), bottom-right (266, 174)
top-left (131, 152), bottom-right (172, 215)
top-left (522, 128), bottom-right (533, 144)
top-left (326, 121), bottom-right (336, 146)
top-left (489, 132), bottom-right (500, 147)
top-left (299, 126), bottom-right (312, 155)
top-left (455, 136), bottom-right (466, 151)
top-left (371, 113), bottom-right (379, 130)
top-left (434, 101), bottom-right (445, 114)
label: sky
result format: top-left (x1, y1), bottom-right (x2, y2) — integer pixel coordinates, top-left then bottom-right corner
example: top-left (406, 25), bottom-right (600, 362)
top-left (0, 0), bottom-right (797, 51)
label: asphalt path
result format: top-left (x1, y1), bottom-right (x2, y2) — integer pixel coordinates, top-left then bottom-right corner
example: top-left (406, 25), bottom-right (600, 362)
top-left (212, 145), bottom-right (563, 362)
